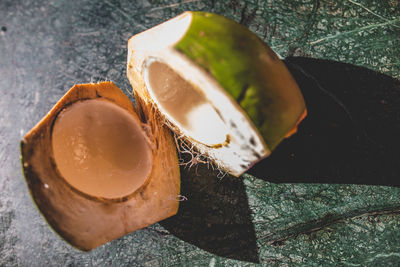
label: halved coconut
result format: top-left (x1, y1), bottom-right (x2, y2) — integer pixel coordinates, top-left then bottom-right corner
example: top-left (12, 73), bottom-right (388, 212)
top-left (127, 11), bottom-right (307, 176)
top-left (20, 82), bottom-right (180, 250)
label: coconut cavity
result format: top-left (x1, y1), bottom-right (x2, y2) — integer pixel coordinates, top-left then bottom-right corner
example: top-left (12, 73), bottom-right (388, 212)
top-left (145, 60), bottom-right (229, 146)
top-left (52, 99), bottom-right (151, 199)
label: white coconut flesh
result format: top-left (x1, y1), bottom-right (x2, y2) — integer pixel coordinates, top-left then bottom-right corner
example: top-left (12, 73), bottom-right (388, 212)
top-left (128, 12), bottom-right (270, 176)
top-left (52, 99), bottom-right (152, 199)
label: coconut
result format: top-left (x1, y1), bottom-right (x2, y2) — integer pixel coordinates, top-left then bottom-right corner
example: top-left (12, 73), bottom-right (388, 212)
top-left (127, 11), bottom-right (307, 176)
top-left (20, 82), bottom-right (180, 250)
top-left (21, 11), bottom-right (307, 250)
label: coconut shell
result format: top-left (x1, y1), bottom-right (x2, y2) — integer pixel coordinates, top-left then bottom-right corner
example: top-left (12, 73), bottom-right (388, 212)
top-left (127, 11), bottom-right (307, 176)
top-left (20, 82), bottom-right (180, 250)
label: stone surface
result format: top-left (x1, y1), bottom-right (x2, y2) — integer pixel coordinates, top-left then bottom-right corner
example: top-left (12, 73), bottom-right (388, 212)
top-left (0, 0), bottom-right (399, 266)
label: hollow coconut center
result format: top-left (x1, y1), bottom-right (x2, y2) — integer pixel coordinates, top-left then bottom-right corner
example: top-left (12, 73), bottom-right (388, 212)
top-left (146, 61), bottom-right (229, 146)
top-left (52, 99), bottom-right (151, 199)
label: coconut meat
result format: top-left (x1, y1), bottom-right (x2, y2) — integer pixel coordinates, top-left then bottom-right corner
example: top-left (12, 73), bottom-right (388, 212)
top-left (52, 99), bottom-right (151, 199)
top-left (146, 60), bottom-right (229, 146)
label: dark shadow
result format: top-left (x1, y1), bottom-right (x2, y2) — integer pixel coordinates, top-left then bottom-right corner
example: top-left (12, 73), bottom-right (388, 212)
top-left (248, 57), bottom-right (400, 186)
top-left (161, 159), bottom-right (259, 263)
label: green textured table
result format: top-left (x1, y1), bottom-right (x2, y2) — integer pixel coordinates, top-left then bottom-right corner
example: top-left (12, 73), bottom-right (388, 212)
top-left (1, 0), bottom-right (399, 266)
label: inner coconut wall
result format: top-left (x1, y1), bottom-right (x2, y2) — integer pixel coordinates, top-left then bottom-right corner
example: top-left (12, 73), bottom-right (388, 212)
top-left (51, 99), bottom-right (152, 199)
top-left (146, 61), bottom-right (229, 146)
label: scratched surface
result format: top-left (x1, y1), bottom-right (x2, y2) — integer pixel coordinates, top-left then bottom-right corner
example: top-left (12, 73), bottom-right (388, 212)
top-left (1, 0), bottom-right (400, 266)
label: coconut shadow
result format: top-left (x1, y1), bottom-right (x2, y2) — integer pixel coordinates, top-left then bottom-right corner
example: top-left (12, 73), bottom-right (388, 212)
top-left (248, 57), bottom-right (400, 187)
top-left (161, 159), bottom-right (260, 263)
